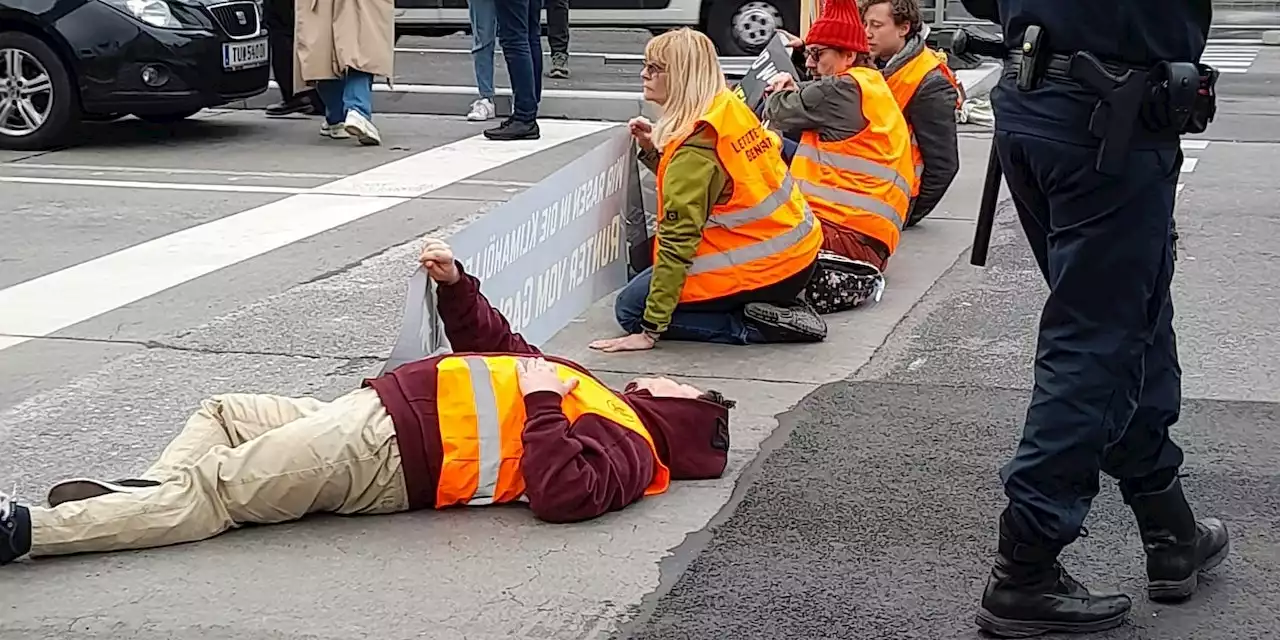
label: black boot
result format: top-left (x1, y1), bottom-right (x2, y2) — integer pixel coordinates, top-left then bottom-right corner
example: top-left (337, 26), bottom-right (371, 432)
top-left (976, 522), bottom-right (1131, 638)
top-left (0, 493), bottom-right (32, 566)
top-left (1125, 475), bottom-right (1229, 602)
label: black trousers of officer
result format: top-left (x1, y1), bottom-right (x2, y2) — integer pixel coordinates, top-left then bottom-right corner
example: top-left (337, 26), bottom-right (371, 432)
top-left (995, 128), bottom-right (1187, 548)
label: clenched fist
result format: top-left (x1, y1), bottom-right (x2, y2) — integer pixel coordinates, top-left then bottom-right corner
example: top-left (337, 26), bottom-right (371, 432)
top-left (419, 237), bottom-right (461, 285)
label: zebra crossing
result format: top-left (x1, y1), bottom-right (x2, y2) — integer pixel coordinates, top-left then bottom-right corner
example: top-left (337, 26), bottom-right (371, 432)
top-left (1201, 40), bottom-right (1262, 74)
top-left (1178, 138), bottom-right (1210, 197)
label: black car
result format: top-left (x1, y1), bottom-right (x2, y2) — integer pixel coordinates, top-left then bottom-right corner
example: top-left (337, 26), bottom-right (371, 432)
top-left (0, 0), bottom-right (270, 150)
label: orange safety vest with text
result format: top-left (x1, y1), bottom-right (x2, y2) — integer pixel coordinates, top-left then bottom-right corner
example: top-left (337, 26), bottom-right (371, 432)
top-left (885, 48), bottom-right (962, 197)
top-left (434, 355), bottom-right (672, 508)
top-left (654, 89), bottom-right (823, 304)
top-left (790, 67), bottom-right (915, 255)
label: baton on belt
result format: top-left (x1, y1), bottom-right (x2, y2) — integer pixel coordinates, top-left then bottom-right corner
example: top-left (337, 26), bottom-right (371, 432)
top-left (970, 142), bottom-right (1001, 267)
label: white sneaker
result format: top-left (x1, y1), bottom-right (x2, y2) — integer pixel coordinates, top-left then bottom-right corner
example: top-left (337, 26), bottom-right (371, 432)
top-left (343, 110), bottom-right (381, 146)
top-left (319, 122), bottom-right (350, 139)
top-left (467, 98), bottom-right (496, 121)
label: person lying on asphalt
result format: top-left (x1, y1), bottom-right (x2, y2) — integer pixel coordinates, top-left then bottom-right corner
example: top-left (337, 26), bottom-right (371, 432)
top-left (589, 28), bottom-right (827, 354)
top-left (0, 238), bottom-right (733, 566)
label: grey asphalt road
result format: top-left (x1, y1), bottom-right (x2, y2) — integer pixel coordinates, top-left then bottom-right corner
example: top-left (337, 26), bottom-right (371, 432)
top-left (387, 22), bottom-right (1280, 92)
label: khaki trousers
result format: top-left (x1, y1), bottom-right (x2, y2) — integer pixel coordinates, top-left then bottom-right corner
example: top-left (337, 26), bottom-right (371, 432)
top-left (29, 387), bottom-right (409, 557)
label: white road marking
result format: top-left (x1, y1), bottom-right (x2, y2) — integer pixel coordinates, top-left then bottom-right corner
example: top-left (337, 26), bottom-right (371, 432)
top-left (1181, 158), bottom-right (1199, 172)
top-left (266, 80), bottom-right (641, 101)
top-left (0, 120), bottom-right (614, 352)
top-left (1181, 140), bottom-right (1210, 151)
top-left (5, 163), bottom-right (345, 179)
top-left (1201, 44), bottom-right (1260, 74)
top-left (0, 176), bottom-right (310, 194)
top-left (1177, 141), bottom-right (1209, 199)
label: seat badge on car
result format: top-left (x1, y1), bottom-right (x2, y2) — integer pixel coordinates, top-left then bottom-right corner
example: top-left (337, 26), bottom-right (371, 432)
top-left (235, 10), bottom-right (247, 25)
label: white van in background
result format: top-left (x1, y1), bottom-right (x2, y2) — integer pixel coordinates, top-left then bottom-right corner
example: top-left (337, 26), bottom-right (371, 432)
top-left (394, 0), bottom-right (798, 56)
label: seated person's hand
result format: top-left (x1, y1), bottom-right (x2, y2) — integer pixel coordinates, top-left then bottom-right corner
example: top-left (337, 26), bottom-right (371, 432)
top-left (628, 116), bottom-right (656, 152)
top-left (765, 72), bottom-right (798, 95)
top-left (419, 237), bottom-right (461, 285)
top-left (776, 29), bottom-right (804, 49)
top-left (516, 357), bottom-right (579, 397)
top-left (589, 333), bottom-right (656, 353)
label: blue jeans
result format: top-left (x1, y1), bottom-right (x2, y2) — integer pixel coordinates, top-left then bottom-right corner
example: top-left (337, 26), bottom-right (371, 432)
top-left (469, 0), bottom-right (497, 100)
top-left (614, 268), bottom-right (756, 345)
top-left (315, 70), bottom-right (373, 125)
top-left (495, 0), bottom-right (543, 122)
top-left (781, 136), bottom-right (798, 164)
top-left (995, 129), bottom-right (1186, 547)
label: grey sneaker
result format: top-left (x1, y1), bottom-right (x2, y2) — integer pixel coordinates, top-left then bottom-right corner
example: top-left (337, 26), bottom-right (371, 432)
top-left (547, 52), bottom-right (570, 79)
top-left (743, 301), bottom-right (827, 343)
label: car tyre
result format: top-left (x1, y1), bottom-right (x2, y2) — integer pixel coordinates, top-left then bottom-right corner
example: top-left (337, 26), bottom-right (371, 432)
top-left (0, 31), bottom-right (79, 151)
top-left (704, 0), bottom-right (798, 57)
top-left (135, 109), bottom-right (202, 123)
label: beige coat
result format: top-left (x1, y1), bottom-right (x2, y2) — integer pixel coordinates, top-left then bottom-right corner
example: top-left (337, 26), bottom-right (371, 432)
top-left (293, 0), bottom-right (395, 91)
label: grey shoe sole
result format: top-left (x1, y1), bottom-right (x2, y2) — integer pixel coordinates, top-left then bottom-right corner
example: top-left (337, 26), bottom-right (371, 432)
top-left (743, 302), bottom-right (827, 341)
top-left (47, 478), bottom-right (161, 507)
top-left (975, 607), bottom-right (1129, 638)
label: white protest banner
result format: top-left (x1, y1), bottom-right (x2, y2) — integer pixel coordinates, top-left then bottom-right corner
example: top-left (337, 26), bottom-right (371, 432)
top-left (382, 128), bottom-right (634, 374)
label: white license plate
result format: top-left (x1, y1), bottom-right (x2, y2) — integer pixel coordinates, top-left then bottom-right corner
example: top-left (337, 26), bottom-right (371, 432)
top-left (222, 38), bottom-right (269, 71)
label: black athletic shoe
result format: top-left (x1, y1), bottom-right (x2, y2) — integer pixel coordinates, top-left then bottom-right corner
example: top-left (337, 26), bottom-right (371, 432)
top-left (743, 301), bottom-right (827, 343)
top-left (484, 119), bottom-right (540, 141)
top-left (0, 493), bottom-right (32, 565)
top-left (265, 93), bottom-right (319, 117)
top-left (47, 478), bottom-right (162, 507)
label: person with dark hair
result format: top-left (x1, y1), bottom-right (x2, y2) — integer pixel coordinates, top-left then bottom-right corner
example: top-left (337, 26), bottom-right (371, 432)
top-left (0, 238), bottom-right (735, 566)
top-left (861, 0), bottom-right (960, 228)
top-left (263, 0), bottom-right (324, 117)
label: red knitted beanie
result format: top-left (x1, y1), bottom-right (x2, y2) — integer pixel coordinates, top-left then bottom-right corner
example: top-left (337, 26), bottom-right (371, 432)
top-left (804, 0), bottom-right (870, 54)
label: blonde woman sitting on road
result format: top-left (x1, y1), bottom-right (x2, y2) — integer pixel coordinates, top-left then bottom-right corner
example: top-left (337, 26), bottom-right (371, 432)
top-left (589, 28), bottom-right (827, 354)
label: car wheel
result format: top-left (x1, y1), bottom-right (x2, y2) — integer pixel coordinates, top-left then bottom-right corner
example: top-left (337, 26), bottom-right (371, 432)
top-left (704, 0), bottom-right (798, 57)
top-left (135, 109), bottom-right (202, 123)
top-left (0, 31), bottom-right (79, 151)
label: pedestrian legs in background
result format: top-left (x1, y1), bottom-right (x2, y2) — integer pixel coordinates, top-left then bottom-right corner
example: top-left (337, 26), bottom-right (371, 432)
top-left (974, 131), bottom-right (1228, 638)
top-left (316, 70), bottom-right (380, 146)
top-left (468, 0), bottom-right (498, 121)
top-left (263, 0), bottom-right (323, 116)
top-left (545, 0), bottom-right (571, 79)
top-left (487, 0), bottom-right (543, 140)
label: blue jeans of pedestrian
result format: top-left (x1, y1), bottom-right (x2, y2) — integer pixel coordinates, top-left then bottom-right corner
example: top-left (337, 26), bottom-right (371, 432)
top-left (315, 70), bottom-right (373, 125)
top-left (495, 0), bottom-right (543, 122)
top-left (614, 268), bottom-right (757, 345)
top-left (995, 129), bottom-right (1186, 548)
top-left (469, 0), bottom-right (497, 100)
top-left (781, 136), bottom-right (799, 164)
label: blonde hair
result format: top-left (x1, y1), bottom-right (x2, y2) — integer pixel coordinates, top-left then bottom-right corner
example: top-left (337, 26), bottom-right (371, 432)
top-left (645, 28), bottom-right (727, 149)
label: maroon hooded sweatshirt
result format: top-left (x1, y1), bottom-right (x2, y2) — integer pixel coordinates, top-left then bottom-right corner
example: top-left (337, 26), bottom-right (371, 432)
top-left (364, 264), bottom-right (731, 523)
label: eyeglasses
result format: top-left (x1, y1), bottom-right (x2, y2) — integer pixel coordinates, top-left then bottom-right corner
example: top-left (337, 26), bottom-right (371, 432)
top-left (641, 61), bottom-right (667, 76)
top-left (804, 47), bottom-right (832, 61)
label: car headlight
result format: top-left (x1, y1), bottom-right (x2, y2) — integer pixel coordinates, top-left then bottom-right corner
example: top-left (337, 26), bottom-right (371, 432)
top-left (98, 0), bottom-right (182, 28)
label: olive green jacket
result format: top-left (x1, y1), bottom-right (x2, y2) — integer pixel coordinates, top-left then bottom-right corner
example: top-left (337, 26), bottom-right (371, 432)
top-left (636, 125), bottom-right (731, 334)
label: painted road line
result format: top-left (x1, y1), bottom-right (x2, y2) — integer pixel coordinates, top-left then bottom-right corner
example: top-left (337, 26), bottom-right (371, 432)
top-left (1181, 158), bottom-right (1199, 173)
top-left (1181, 139), bottom-right (1211, 151)
top-left (265, 80), bottom-right (642, 102)
top-left (0, 120), bottom-right (613, 353)
top-left (0, 163), bottom-right (536, 189)
top-left (1201, 45), bottom-right (1260, 74)
top-left (0, 176), bottom-right (310, 195)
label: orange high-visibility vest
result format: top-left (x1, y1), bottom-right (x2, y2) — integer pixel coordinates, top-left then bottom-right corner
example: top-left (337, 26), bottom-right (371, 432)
top-left (434, 355), bottom-right (671, 508)
top-left (885, 48), bottom-right (962, 197)
top-left (655, 89), bottom-right (823, 304)
top-left (790, 67), bottom-right (915, 255)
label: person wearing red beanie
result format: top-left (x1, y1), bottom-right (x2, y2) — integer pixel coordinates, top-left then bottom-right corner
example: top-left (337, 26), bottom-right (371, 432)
top-left (763, 0), bottom-right (915, 314)
top-left (0, 238), bottom-right (735, 567)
